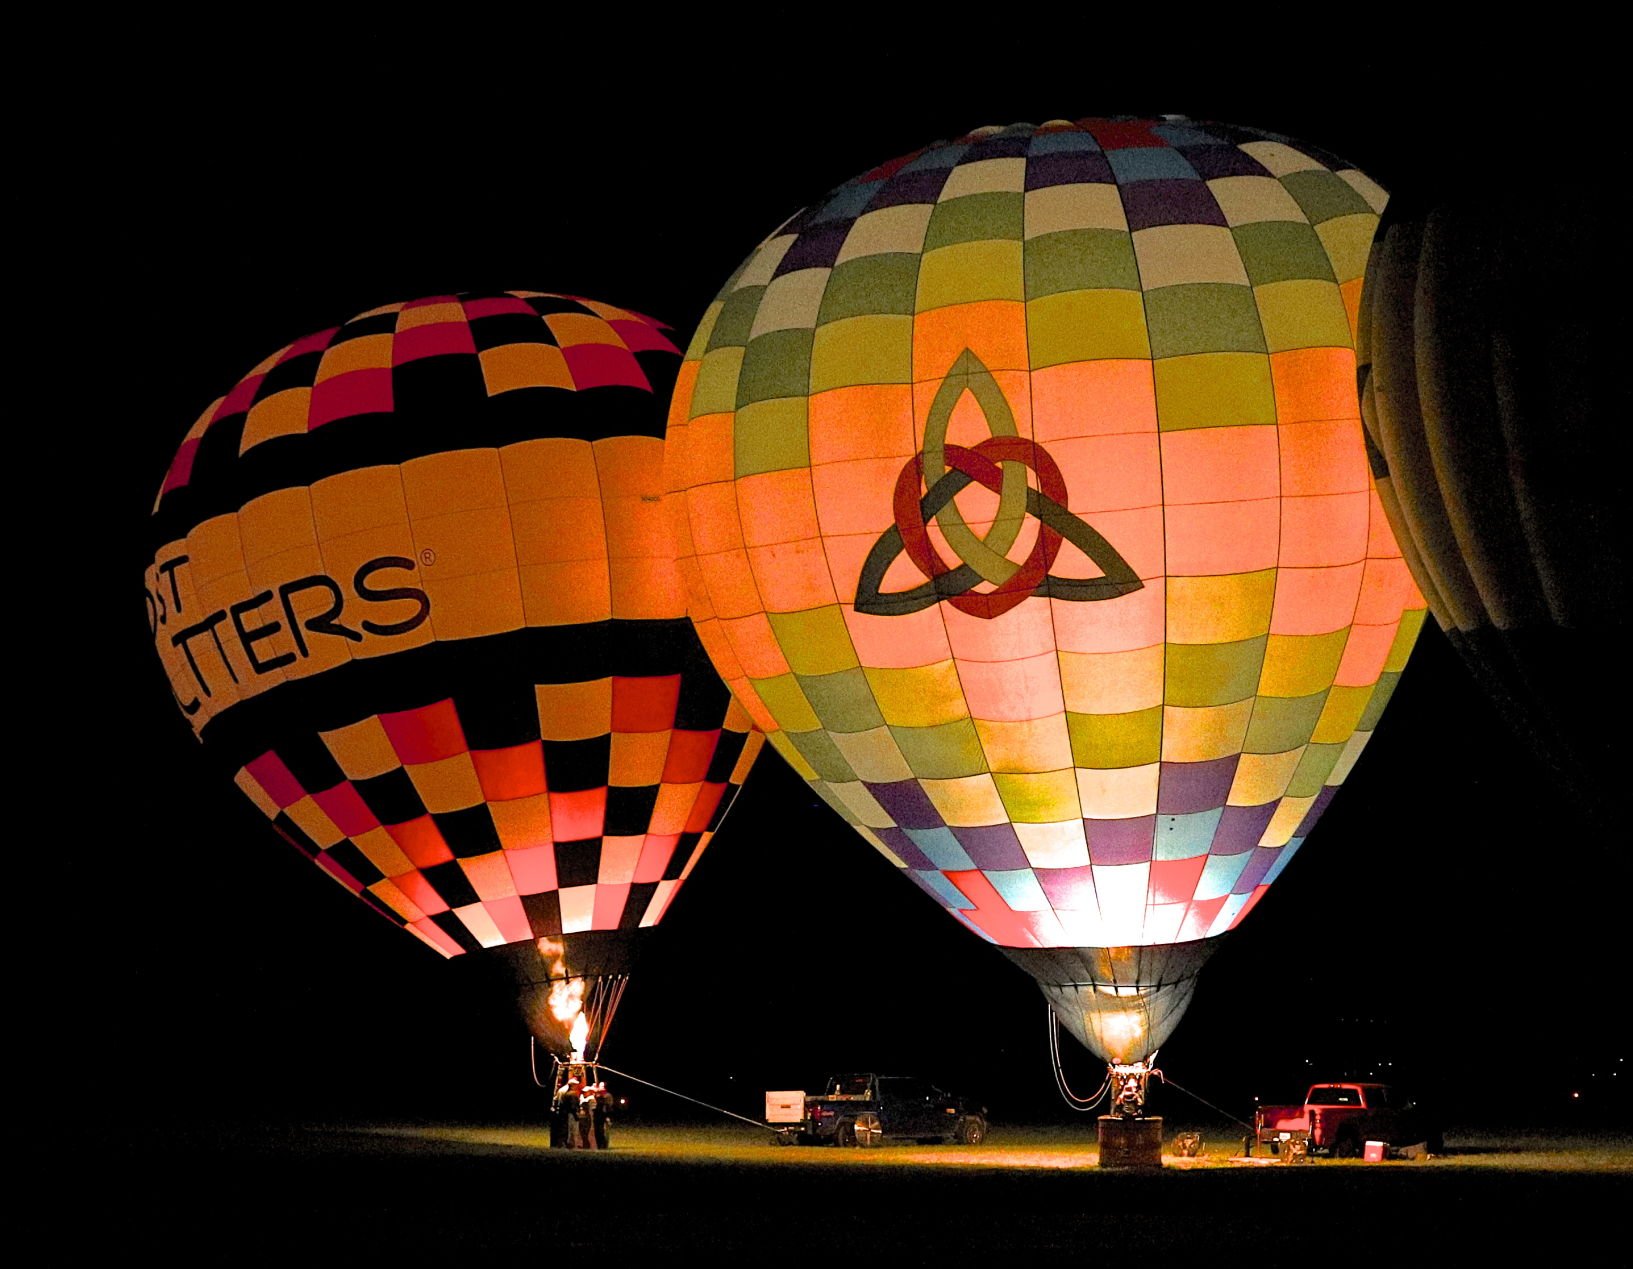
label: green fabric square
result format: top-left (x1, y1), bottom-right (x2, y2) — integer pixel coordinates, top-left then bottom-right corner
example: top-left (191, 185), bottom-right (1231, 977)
top-left (818, 254), bottom-right (920, 323)
top-left (798, 668), bottom-right (886, 734)
top-left (751, 673), bottom-right (820, 733)
top-left (706, 285), bottom-right (765, 352)
top-left (1357, 672), bottom-right (1402, 731)
top-left (766, 606), bottom-right (857, 676)
top-left (922, 192), bottom-right (1024, 250)
top-left (1165, 636), bottom-right (1267, 707)
top-left (891, 720), bottom-right (989, 779)
top-left (1286, 742), bottom-right (1344, 797)
top-left (1280, 170), bottom-right (1372, 224)
top-left (1153, 352), bottom-right (1276, 429)
top-left (683, 299), bottom-right (723, 361)
top-left (734, 397), bottom-right (809, 476)
top-left (809, 315), bottom-right (913, 389)
top-left (1024, 229), bottom-right (1140, 298)
top-left (1243, 691), bottom-right (1328, 753)
top-left (1232, 221), bottom-right (1337, 286)
top-left (1067, 707), bottom-right (1162, 768)
top-left (1026, 290), bottom-right (1150, 365)
top-left (688, 346), bottom-right (743, 417)
top-left (736, 328), bottom-right (813, 407)
top-left (1145, 283), bottom-right (1266, 359)
top-left (785, 728), bottom-right (858, 784)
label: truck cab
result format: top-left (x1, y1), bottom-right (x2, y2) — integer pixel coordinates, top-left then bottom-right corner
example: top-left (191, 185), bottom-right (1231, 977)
top-left (1255, 1082), bottom-right (1439, 1157)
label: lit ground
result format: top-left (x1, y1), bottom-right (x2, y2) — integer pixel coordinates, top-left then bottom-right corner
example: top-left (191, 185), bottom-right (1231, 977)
top-left (369, 1120), bottom-right (1633, 1174)
top-left (108, 1120), bottom-right (1631, 1257)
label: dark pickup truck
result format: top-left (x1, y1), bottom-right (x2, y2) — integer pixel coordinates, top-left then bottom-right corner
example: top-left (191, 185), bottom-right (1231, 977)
top-left (766, 1074), bottom-right (988, 1147)
top-left (1255, 1082), bottom-right (1440, 1157)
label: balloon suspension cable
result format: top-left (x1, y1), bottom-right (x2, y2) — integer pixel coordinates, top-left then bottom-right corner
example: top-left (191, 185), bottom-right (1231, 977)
top-left (1048, 1005), bottom-right (1112, 1112)
top-left (589, 975), bottom-right (631, 1060)
top-left (591, 1062), bottom-right (768, 1129)
top-left (1157, 1072), bottom-right (1257, 1134)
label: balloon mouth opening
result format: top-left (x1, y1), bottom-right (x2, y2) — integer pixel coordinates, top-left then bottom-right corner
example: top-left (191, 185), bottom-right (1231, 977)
top-left (1005, 942), bottom-right (1216, 1065)
top-left (491, 930), bottom-right (646, 1062)
top-left (1075, 985), bottom-right (1170, 1065)
top-left (519, 981), bottom-right (596, 1060)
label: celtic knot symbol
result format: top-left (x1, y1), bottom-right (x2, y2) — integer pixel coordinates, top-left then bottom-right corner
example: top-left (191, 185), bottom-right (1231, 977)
top-left (854, 349), bottom-right (1144, 620)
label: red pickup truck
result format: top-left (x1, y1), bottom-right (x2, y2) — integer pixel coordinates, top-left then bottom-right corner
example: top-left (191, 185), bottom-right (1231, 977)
top-left (1255, 1083), bottom-right (1440, 1157)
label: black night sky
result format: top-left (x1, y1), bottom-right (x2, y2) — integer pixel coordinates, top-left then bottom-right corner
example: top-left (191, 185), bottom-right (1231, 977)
top-left (71, 36), bottom-right (1623, 1138)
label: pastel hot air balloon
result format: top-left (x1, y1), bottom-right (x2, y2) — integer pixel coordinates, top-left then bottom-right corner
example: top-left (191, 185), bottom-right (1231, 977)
top-left (1358, 192), bottom-right (1626, 845)
top-left (666, 120), bottom-right (1425, 1078)
top-left (146, 292), bottom-right (763, 1061)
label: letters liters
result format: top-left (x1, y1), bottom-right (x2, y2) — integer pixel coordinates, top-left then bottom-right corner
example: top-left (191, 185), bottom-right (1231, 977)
top-left (145, 553), bottom-right (430, 722)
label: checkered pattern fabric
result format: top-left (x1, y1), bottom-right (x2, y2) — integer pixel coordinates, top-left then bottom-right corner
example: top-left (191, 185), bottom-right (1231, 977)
top-left (155, 293), bottom-right (676, 509)
top-left (148, 293), bottom-right (763, 960)
top-left (238, 688), bottom-right (761, 958)
top-left (667, 120), bottom-right (1423, 952)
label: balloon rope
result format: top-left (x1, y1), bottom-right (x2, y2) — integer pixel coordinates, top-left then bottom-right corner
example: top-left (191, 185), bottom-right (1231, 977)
top-left (1048, 1005), bottom-right (1110, 1112)
top-left (591, 1062), bottom-right (768, 1129)
top-left (529, 1036), bottom-right (549, 1089)
top-left (591, 977), bottom-right (631, 1060)
top-left (1156, 1073), bottom-right (1257, 1133)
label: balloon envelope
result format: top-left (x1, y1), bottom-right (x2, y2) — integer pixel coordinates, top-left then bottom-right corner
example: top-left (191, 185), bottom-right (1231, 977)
top-left (1358, 194), bottom-right (1626, 844)
top-left (146, 292), bottom-right (763, 1057)
top-left (666, 121), bottom-right (1425, 1062)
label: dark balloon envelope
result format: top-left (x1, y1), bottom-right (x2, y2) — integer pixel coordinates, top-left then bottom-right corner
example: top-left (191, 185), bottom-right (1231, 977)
top-left (1358, 191), bottom-right (1626, 845)
top-left (144, 293), bottom-right (763, 1058)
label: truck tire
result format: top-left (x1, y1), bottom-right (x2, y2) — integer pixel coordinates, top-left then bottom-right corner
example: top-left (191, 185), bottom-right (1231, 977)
top-left (956, 1115), bottom-right (987, 1146)
top-left (855, 1113), bottom-right (881, 1148)
top-left (1332, 1128), bottom-right (1361, 1159)
top-left (836, 1118), bottom-right (857, 1148)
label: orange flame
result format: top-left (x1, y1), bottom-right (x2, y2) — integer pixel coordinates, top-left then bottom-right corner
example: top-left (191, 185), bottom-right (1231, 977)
top-left (538, 937), bottom-right (588, 1058)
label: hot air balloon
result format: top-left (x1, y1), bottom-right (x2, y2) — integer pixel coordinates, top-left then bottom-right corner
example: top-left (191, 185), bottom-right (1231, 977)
top-left (145, 292), bottom-right (763, 1064)
top-left (666, 120), bottom-right (1425, 1100)
top-left (1358, 191), bottom-right (1626, 847)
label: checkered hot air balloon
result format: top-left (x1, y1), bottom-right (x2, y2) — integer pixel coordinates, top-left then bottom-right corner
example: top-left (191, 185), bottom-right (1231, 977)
top-left (666, 121), bottom-right (1426, 1066)
top-left (145, 292), bottom-right (763, 1060)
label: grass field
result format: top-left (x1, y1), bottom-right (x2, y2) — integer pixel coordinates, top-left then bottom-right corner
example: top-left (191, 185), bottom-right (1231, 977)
top-left (365, 1119), bottom-right (1633, 1173)
top-left (104, 1119), bottom-right (1630, 1258)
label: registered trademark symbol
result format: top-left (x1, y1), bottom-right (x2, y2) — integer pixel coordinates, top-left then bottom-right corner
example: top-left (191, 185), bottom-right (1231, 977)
top-left (420, 549), bottom-right (436, 566)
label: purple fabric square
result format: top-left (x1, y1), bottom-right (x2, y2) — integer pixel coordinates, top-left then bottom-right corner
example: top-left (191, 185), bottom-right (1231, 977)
top-left (867, 168), bottom-right (950, 210)
top-left (872, 826), bottom-right (935, 871)
top-left (1026, 150), bottom-right (1114, 189)
top-left (953, 823), bottom-right (1027, 870)
top-left (1157, 757), bottom-right (1239, 815)
top-left (1232, 846), bottom-right (1279, 894)
top-left (1295, 786), bottom-right (1339, 837)
top-left (965, 135), bottom-right (1031, 161)
top-left (1213, 802), bottom-right (1276, 855)
top-left (1036, 866), bottom-right (1099, 910)
top-left (865, 780), bottom-right (944, 829)
top-left (1121, 179), bottom-right (1227, 230)
top-left (1086, 816), bottom-right (1155, 865)
top-left (1178, 145), bottom-right (1271, 179)
top-left (774, 224), bottom-right (849, 275)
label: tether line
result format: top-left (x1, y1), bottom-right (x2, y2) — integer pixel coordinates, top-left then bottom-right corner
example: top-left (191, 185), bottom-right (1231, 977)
top-left (592, 1062), bottom-right (769, 1129)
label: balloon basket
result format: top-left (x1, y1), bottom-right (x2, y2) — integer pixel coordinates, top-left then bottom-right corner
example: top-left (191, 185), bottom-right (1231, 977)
top-left (1097, 1116), bottom-right (1163, 1169)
